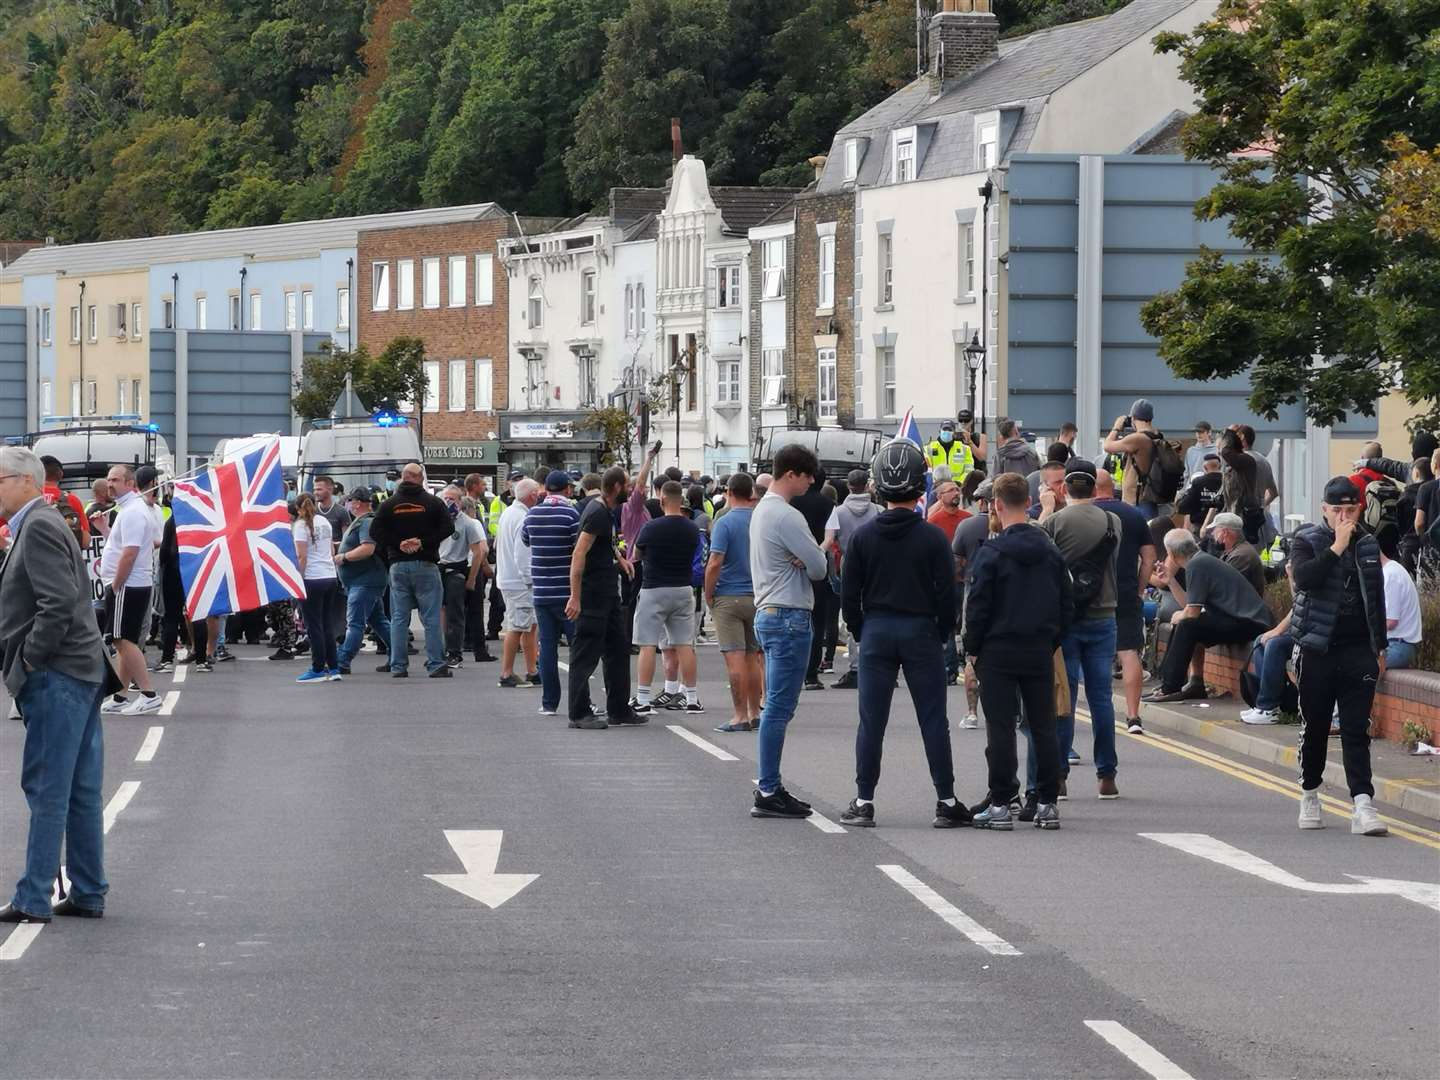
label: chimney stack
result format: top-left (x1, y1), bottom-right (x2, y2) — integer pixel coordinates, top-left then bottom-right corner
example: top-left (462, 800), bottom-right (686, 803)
top-left (671, 118), bottom-right (683, 163)
top-left (928, 0), bottom-right (999, 94)
top-left (807, 155), bottom-right (828, 181)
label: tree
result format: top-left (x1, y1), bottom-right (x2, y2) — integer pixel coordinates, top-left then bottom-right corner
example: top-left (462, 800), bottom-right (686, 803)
top-left (355, 336), bottom-right (429, 415)
top-left (293, 341), bottom-right (358, 422)
top-left (1142, 0), bottom-right (1440, 433)
top-left (1380, 135), bottom-right (1440, 243)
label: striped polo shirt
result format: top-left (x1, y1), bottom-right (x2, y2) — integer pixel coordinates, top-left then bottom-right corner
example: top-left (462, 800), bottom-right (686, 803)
top-left (522, 494), bottom-right (581, 605)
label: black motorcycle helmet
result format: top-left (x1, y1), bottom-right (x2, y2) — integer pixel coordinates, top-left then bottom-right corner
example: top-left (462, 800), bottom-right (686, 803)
top-left (872, 438), bottom-right (928, 503)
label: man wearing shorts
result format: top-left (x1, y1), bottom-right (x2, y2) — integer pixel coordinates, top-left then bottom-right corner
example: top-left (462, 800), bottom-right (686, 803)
top-left (495, 478), bottom-right (540, 688)
top-left (1094, 470), bottom-right (1157, 734)
top-left (632, 481), bottom-right (703, 715)
top-left (704, 473), bottom-right (762, 732)
top-left (100, 463), bottom-right (162, 715)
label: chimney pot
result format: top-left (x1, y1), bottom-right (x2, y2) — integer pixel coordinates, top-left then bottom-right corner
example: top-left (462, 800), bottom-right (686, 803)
top-left (807, 154), bottom-right (828, 181)
top-left (671, 118), bottom-right (683, 163)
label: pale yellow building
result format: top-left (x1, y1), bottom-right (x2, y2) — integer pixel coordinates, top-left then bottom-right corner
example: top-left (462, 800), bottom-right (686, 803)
top-left (51, 269), bottom-right (150, 420)
top-left (1330, 392), bottom-right (1434, 478)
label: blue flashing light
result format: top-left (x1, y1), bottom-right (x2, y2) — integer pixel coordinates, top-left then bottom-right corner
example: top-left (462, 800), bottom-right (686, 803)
top-left (372, 410), bottom-right (403, 428)
top-left (145, 422), bottom-right (161, 433)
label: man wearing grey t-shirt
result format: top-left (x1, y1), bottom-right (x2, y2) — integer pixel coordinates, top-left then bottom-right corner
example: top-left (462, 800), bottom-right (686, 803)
top-left (748, 445), bottom-right (828, 820)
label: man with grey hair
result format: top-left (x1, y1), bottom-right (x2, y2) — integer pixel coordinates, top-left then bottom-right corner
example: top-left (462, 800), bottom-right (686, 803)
top-left (495, 477), bottom-right (541, 688)
top-left (1146, 527), bottom-right (1273, 704)
top-left (0, 446), bottom-right (111, 923)
top-left (1205, 511), bottom-right (1266, 596)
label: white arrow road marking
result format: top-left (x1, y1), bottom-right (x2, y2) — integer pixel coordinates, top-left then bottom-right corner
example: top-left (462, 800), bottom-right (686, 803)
top-left (425, 830), bottom-right (538, 909)
top-left (135, 726), bottom-right (164, 763)
top-left (1085, 1021), bottom-right (1196, 1080)
top-left (103, 781), bottom-right (140, 836)
top-left (877, 865), bottom-right (1021, 956)
top-left (0, 924), bottom-right (43, 962)
top-left (666, 724), bottom-right (739, 762)
top-left (1142, 833), bottom-right (1440, 913)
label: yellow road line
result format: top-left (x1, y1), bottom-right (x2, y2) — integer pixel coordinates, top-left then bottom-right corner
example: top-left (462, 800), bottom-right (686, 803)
top-left (1074, 709), bottom-right (1440, 851)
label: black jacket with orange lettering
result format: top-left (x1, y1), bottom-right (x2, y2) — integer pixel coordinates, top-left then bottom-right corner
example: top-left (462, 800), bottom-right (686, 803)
top-left (368, 482), bottom-right (453, 564)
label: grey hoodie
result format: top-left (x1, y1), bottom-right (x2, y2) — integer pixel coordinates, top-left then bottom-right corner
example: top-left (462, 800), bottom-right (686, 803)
top-left (833, 493), bottom-right (880, 556)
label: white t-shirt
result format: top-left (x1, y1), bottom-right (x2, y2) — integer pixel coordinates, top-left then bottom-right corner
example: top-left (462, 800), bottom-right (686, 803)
top-left (100, 490), bottom-right (158, 588)
top-left (293, 515), bottom-right (337, 581)
top-left (1383, 559), bottom-right (1421, 644)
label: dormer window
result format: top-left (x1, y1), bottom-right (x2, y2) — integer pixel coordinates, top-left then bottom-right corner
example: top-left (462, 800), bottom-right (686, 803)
top-left (844, 139), bottom-right (860, 181)
top-left (894, 130), bottom-right (916, 182)
top-left (977, 121), bottom-right (998, 170)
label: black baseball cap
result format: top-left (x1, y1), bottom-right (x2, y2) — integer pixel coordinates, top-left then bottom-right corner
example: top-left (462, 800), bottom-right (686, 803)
top-left (940, 419), bottom-right (956, 431)
top-left (507, 469), bottom-right (527, 482)
top-left (1130, 398), bottom-right (1155, 422)
top-left (545, 469), bottom-right (573, 492)
top-left (957, 409), bottom-right (973, 424)
top-left (347, 486), bottom-right (373, 504)
top-left (1323, 476), bottom-right (1361, 506)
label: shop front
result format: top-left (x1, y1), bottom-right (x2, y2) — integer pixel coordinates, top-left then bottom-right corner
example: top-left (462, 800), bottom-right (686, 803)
top-left (498, 411), bottom-right (604, 477)
top-left (423, 439), bottom-right (502, 485)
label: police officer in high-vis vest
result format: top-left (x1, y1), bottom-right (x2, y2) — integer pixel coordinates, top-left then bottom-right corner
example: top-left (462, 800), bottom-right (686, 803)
top-left (926, 420), bottom-right (974, 480)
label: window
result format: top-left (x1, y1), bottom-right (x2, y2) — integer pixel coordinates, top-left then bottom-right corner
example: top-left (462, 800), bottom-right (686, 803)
top-left (40, 306), bottom-right (51, 345)
top-left (131, 379), bottom-right (142, 416)
top-left (251, 293), bottom-right (263, 330)
top-left (528, 277), bottom-right (543, 327)
top-left (818, 348), bottom-right (837, 421)
top-left (131, 303), bottom-right (142, 340)
top-left (163, 298), bottom-right (174, 330)
top-left (844, 138), bottom-right (859, 181)
top-left (959, 222), bottom-right (975, 297)
top-left (422, 359), bottom-right (440, 412)
top-left (762, 239), bottom-right (786, 299)
top-left (625, 284), bottom-right (636, 335)
top-left (710, 265), bottom-right (741, 309)
top-left (69, 379), bottom-right (80, 416)
top-left (448, 256), bottom-right (466, 307)
top-left (84, 379), bottom-right (97, 416)
top-left (69, 306), bottom-right (80, 342)
top-left (525, 356), bottom-right (546, 409)
top-left (879, 233), bottom-right (894, 305)
top-left (717, 360), bottom-right (741, 403)
top-left (397, 259), bottom-right (415, 310)
top-left (636, 283), bottom-right (646, 332)
top-left (87, 304), bottom-right (98, 341)
top-left (40, 379), bottom-right (52, 418)
top-left (580, 270), bottom-right (597, 324)
top-left (195, 297), bottom-right (207, 331)
top-left (284, 291), bottom-right (297, 330)
top-left (422, 257), bottom-right (440, 309)
top-left (474, 358), bottom-right (492, 412)
top-left (880, 348), bottom-right (896, 417)
top-left (336, 288), bottom-right (349, 331)
top-left (108, 302), bottom-right (127, 338)
top-left (762, 348), bottom-right (785, 406)
top-left (685, 334), bottom-right (698, 410)
top-left (229, 294), bottom-right (242, 331)
top-left (117, 378), bottom-right (129, 414)
top-left (577, 351), bottom-right (597, 407)
top-left (372, 262), bottom-right (390, 310)
top-left (302, 290), bottom-right (314, 331)
top-left (448, 359), bottom-right (467, 411)
top-left (978, 122), bottom-right (998, 170)
top-left (818, 235), bottom-right (835, 309)
top-left (895, 136), bottom-right (915, 182)
top-left (475, 254), bottom-right (494, 306)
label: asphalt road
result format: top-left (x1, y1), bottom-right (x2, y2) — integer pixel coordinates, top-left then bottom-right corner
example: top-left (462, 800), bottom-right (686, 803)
top-left (2, 638), bottom-right (1437, 1079)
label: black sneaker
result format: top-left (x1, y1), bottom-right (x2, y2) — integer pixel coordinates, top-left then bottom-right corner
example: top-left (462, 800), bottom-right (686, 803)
top-left (337, 665), bottom-right (351, 676)
top-left (215, 649), bottom-right (236, 663)
top-left (933, 800), bottom-right (973, 828)
top-left (840, 799), bottom-right (876, 827)
top-left (663, 694), bottom-right (688, 711)
top-left (751, 787), bottom-right (813, 819)
top-left (195, 659), bottom-right (214, 673)
top-left (802, 678), bottom-right (825, 691)
top-left (392, 669), bottom-right (409, 678)
top-left (568, 715), bottom-right (609, 730)
top-left (150, 659), bottom-right (174, 673)
top-left (375, 662), bottom-right (392, 673)
top-left (473, 652), bottom-right (496, 663)
top-left (683, 700), bottom-right (704, 714)
top-left (818, 663), bottom-right (835, 675)
top-left (1126, 716), bottom-right (1144, 735)
top-left (497, 674), bottom-right (524, 688)
top-left (268, 648), bottom-right (295, 662)
top-left (429, 666), bottom-right (453, 678)
top-left (832, 670), bottom-right (858, 689)
top-left (608, 711), bottom-right (649, 726)
top-left (968, 793), bottom-right (993, 817)
top-left (629, 699), bottom-right (656, 716)
top-left (526, 672), bottom-right (542, 687)
top-left (1016, 795), bottom-right (1039, 823)
top-left (447, 655), bottom-right (465, 670)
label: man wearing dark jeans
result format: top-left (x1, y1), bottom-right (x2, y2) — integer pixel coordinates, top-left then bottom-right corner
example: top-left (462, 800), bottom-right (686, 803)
top-left (335, 487), bottom-right (391, 675)
top-left (369, 462), bottom-right (455, 678)
top-left (792, 472), bottom-right (836, 691)
top-left (964, 473), bottom-right (1073, 830)
top-left (1146, 529), bottom-right (1273, 704)
top-left (838, 439), bottom-right (969, 829)
top-left (524, 471), bottom-right (581, 716)
top-left (565, 467), bottom-right (638, 729)
top-left (438, 485), bottom-right (487, 669)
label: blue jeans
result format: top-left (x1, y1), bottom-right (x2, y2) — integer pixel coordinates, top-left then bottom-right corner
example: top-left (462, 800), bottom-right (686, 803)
top-left (12, 669), bottom-right (107, 917)
top-left (388, 561), bottom-right (446, 674)
top-left (535, 602), bottom-right (574, 713)
top-left (755, 607), bottom-right (813, 794)
top-left (1384, 639), bottom-right (1416, 670)
top-left (1060, 617), bottom-right (1118, 779)
top-left (338, 582), bottom-right (391, 668)
top-left (1255, 632), bottom-right (1295, 710)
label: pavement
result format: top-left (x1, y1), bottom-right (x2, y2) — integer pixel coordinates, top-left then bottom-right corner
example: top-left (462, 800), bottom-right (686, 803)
top-left (2, 636), bottom-right (1438, 1079)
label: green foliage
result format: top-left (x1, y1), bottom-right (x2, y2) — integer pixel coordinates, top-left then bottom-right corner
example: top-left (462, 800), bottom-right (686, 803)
top-left (588, 404), bottom-right (638, 468)
top-left (293, 342), bottom-right (357, 422)
top-left (1143, 0), bottom-right (1440, 432)
top-left (293, 337), bottom-right (429, 421)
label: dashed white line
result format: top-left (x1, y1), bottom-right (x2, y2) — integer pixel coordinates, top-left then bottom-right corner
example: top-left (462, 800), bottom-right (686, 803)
top-left (1084, 1021), bottom-right (1196, 1080)
top-left (172, 664), bottom-right (188, 684)
top-left (876, 864), bottom-right (1022, 956)
top-left (0, 923), bottom-right (43, 962)
top-left (135, 726), bottom-right (164, 763)
top-left (103, 780), bottom-right (140, 835)
top-left (807, 811), bottom-right (847, 834)
top-left (158, 691), bottom-right (180, 716)
top-left (665, 724), bottom-right (739, 762)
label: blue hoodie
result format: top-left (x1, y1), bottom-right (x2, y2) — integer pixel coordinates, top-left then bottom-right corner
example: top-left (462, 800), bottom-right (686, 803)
top-left (963, 522), bottom-right (1073, 662)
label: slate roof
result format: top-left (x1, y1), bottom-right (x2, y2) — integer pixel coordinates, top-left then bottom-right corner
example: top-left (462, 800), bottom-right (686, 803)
top-left (816, 0), bottom-right (1204, 192)
top-left (608, 188), bottom-right (668, 226)
top-left (710, 188), bottom-right (804, 236)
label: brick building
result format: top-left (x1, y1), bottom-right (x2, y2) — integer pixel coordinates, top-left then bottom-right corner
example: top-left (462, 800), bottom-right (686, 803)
top-left (356, 208), bottom-right (557, 481)
top-left (792, 179), bottom-right (857, 429)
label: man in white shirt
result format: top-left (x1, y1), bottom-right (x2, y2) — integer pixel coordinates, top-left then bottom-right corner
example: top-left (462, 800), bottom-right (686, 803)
top-left (99, 463), bottom-right (161, 715)
top-left (495, 478), bottom-right (540, 688)
top-left (1381, 543), bottom-right (1422, 670)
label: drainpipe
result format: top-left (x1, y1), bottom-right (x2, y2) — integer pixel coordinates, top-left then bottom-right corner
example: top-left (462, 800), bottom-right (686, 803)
top-left (78, 279), bottom-right (86, 414)
top-left (239, 266), bottom-right (248, 330)
top-left (171, 273), bottom-right (179, 329)
top-left (346, 258), bottom-right (354, 351)
top-left (977, 179), bottom-right (993, 439)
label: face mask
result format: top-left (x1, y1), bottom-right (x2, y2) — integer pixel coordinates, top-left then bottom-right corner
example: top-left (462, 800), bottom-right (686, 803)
top-left (940, 432), bottom-right (954, 445)
top-left (447, 502), bottom-right (459, 517)
top-left (386, 480), bottom-right (397, 493)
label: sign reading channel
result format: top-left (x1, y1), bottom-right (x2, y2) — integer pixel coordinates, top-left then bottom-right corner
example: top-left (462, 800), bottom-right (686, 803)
top-left (508, 421), bottom-right (575, 440)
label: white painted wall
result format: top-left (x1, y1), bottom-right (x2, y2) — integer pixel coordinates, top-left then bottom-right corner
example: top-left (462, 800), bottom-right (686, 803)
top-left (705, 236), bottom-right (750, 474)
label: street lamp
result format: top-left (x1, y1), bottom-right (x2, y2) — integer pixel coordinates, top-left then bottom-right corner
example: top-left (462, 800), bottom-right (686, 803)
top-left (964, 333), bottom-right (984, 423)
top-left (669, 346), bottom-right (692, 469)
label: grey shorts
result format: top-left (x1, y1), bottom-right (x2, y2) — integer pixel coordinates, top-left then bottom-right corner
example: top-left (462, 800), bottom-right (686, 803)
top-left (711, 595), bottom-right (760, 653)
top-left (634, 585), bottom-right (696, 648)
top-left (501, 588), bottom-right (535, 632)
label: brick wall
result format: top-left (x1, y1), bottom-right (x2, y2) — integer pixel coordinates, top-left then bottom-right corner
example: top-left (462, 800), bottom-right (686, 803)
top-left (356, 215), bottom-right (512, 446)
top-left (793, 191), bottom-right (856, 427)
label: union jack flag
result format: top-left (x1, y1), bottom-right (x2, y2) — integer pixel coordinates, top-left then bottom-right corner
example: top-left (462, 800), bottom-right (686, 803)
top-left (173, 438), bottom-right (306, 620)
top-left (896, 407), bottom-right (933, 511)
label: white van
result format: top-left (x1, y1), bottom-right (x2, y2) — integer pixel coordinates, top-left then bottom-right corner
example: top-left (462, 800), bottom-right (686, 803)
top-left (15, 421), bottom-right (174, 493)
top-left (212, 434), bottom-right (302, 484)
top-left (297, 416), bottom-right (422, 495)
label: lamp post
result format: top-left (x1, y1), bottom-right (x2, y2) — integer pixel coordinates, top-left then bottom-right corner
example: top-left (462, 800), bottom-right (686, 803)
top-left (963, 333), bottom-right (984, 422)
top-left (670, 345), bottom-right (692, 470)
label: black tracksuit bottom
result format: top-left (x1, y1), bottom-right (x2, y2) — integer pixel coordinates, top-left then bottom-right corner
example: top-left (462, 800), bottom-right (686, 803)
top-left (1297, 641), bottom-right (1378, 797)
top-left (568, 602), bottom-right (631, 721)
top-left (854, 614), bottom-right (955, 800)
top-left (978, 645), bottom-right (1060, 805)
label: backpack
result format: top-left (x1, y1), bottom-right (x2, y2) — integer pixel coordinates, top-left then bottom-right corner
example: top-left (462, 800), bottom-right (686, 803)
top-left (1069, 512), bottom-right (1118, 619)
top-left (51, 496), bottom-right (86, 550)
top-left (1239, 640), bottom-right (1299, 715)
top-left (1143, 431), bottom-right (1186, 503)
top-left (1362, 476), bottom-right (1402, 548)
top-left (690, 530), bottom-right (709, 589)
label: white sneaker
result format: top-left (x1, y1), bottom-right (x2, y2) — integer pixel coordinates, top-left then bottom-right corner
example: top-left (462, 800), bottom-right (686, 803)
top-left (959, 714), bottom-right (979, 730)
top-left (101, 696), bottom-right (130, 714)
top-left (121, 693), bottom-right (163, 716)
top-left (1298, 788), bottom-right (1324, 830)
top-left (1241, 707), bottom-right (1278, 725)
top-left (1351, 794), bottom-right (1388, 836)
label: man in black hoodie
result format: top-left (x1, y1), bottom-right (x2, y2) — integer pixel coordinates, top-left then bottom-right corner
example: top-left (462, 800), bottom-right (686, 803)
top-left (368, 462), bottom-right (455, 677)
top-left (839, 440), bottom-right (969, 829)
top-left (964, 473), bottom-right (1073, 830)
top-left (792, 469), bottom-right (836, 690)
